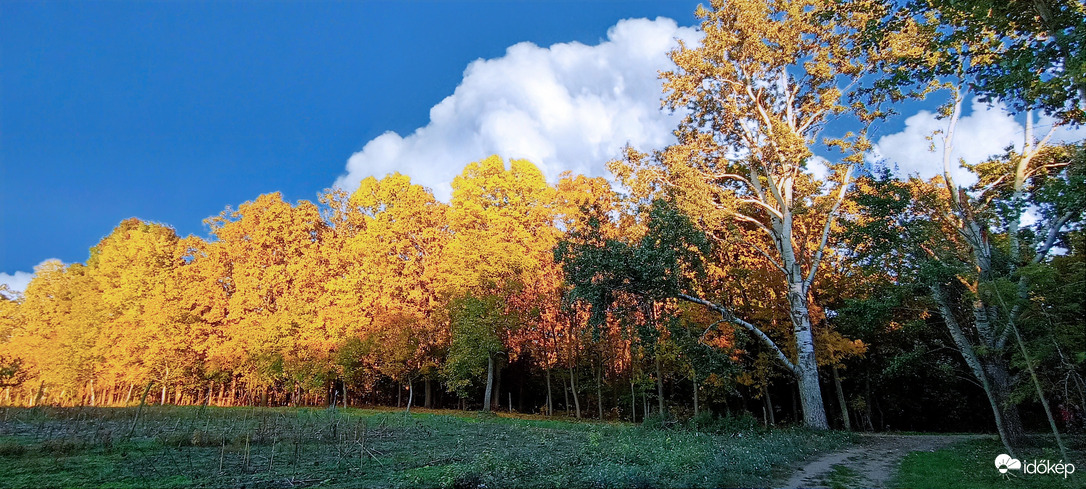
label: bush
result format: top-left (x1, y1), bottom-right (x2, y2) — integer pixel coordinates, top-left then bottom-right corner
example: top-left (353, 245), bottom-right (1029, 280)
top-left (40, 437), bottom-right (86, 455)
top-left (640, 412), bottom-right (674, 431)
top-left (687, 411), bottom-right (759, 434)
top-left (0, 440), bottom-right (27, 457)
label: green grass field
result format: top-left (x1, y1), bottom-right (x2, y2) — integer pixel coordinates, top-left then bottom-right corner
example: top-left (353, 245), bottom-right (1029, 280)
top-left (0, 406), bottom-right (847, 488)
top-left (893, 437), bottom-right (1083, 489)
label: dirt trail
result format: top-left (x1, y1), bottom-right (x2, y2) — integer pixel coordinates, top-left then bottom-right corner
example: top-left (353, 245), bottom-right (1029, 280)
top-left (779, 433), bottom-right (990, 488)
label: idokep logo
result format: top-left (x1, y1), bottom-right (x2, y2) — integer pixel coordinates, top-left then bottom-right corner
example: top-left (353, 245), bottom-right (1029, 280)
top-left (995, 453), bottom-right (1077, 479)
top-left (995, 454), bottom-right (1021, 474)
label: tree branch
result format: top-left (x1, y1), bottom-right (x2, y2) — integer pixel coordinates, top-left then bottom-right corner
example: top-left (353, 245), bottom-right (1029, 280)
top-left (737, 197), bottom-right (784, 220)
top-left (1032, 209), bottom-right (1075, 265)
top-left (731, 211), bottom-right (780, 247)
top-left (727, 229), bottom-right (788, 275)
top-left (805, 164), bottom-right (854, 289)
top-left (676, 292), bottom-right (797, 375)
top-left (942, 92), bottom-right (965, 208)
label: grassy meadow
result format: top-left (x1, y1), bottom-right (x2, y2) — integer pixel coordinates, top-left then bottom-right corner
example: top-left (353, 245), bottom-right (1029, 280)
top-left (0, 405), bottom-right (847, 488)
top-left (893, 437), bottom-right (1084, 489)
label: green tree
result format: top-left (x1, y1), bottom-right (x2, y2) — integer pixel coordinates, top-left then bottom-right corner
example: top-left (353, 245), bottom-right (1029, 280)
top-left (444, 292), bottom-right (515, 411)
top-left (558, 199), bottom-right (712, 417)
top-left (898, 0), bottom-right (1085, 123)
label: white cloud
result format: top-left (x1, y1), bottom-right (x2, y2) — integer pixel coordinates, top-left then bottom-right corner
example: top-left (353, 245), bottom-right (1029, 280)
top-left (874, 99), bottom-right (1019, 186)
top-left (0, 259), bottom-right (60, 298)
top-left (1037, 114), bottom-right (1086, 148)
top-left (806, 155), bottom-right (831, 181)
top-left (874, 99), bottom-right (1086, 185)
top-left (335, 17), bottom-right (701, 200)
top-left (0, 271), bottom-right (32, 299)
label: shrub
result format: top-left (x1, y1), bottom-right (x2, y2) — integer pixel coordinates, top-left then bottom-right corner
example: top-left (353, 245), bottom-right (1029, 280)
top-left (40, 437), bottom-right (86, 455)
top-left (688, 411), bottom-right (759, 434)
top-left (640, 412), bottom-right (673, 431)
top-left (0, 440), bottom-right (27, 457)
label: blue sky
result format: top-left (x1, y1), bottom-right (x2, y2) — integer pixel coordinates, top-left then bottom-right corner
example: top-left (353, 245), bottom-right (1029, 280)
top-left (3, 1), bottom-right (1073, 292)
top-left (1, 1), bottom-right (700, 279)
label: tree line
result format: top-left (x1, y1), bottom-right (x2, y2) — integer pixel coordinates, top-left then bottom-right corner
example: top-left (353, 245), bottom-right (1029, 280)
top-left (1, 0), bottom-right (1083, 457)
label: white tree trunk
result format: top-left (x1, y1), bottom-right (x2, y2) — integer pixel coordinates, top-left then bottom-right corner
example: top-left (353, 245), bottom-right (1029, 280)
top-left (483, 355), bottom-right (494, 412)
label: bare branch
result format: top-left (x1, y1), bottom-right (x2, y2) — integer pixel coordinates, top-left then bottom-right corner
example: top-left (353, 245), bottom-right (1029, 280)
top-left (737, 197), bottom-right (784, 220)
top-left (942, 92), bottom-right (965, 207)
top-left (805, 164), bottom-right (854, 288)
top-left (715, 172), bottom-right (757, 189)
top-left (677, 292), bottom-right (797, 375)
top-left (1032, 210), bottom-right (1075, 265)
top-left (732, 211), bottom-right (779, 244)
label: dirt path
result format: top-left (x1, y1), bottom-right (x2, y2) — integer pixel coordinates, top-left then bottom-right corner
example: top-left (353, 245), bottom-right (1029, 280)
top-left (779, 433), bottom-right (990, 488)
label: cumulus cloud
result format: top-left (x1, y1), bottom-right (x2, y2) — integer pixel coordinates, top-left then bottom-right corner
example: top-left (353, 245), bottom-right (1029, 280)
top-left (874, 99), bottom-right (1086, 186)
top-left (0, 259), bottom-right (59, 298)
top-left (335, 17), bottom-right (701, 200)
top-left (806, 155), bottom-right (832, 181)
top-left (0, 271), bottom-right (32, 298)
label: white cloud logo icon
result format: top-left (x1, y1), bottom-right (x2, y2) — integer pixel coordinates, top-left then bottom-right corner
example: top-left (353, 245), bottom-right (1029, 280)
top-left (995, 454), bottom-right (1022, 474)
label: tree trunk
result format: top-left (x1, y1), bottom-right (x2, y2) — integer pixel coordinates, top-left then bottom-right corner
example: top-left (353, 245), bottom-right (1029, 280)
top-left (1000, 129), bottom-right (1068, 459)
top-left (763, 384), bottom-right (775, 426)
top-left (570, 366), bottom-right (581, 419)
top-left (596, 361), bottom-right (604, 420)
top-left (654, 353), bottom-right (665, 416)
top-left (933, 284), bottom-right (1023, 455)
top-left (1012, 322), bottom-right (1068, 458)
top-left (545, 366), bottom-right (553, 416)
top-left (492, 361), bottom-right (502, 411)
top-left (863, 376), bottom-right (875, 431)
top-left (128, 381), bottom-right (153, 439)
top-left (405, 380), bottom-right (414, 414)
top-left (424, 378), bottom-right (433, 408)
top-left (483, 354), bottom-right (494, 412)
top-left (692, 372), bottom-right (699, 418)
top-left (787, 283), bottom-right (829, 429)
top-left (563, 372), bottom-right (570, 415)
top-left (984, 357), bottom-right (1026, 446)
top-left (833, 366), bottom-right (851, 431)
top-left (630, 376), bottom-right (637, 422)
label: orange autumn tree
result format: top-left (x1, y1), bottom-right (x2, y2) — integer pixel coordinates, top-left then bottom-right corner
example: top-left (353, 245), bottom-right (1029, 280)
top-left (89, 218), bottom-right (202, 405)
top-left (441, 156), bottom-right (558, 410)
top-left (609, 0), bottom-right (892, 428)
top-left (334, 173), bottom-right (451, 407)
top-left (519, 172), bottom-right (620, 417)
top-left (199, 192), bottom-right (331, 404)
top-left (4, 260), bottom-right (104, 404)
